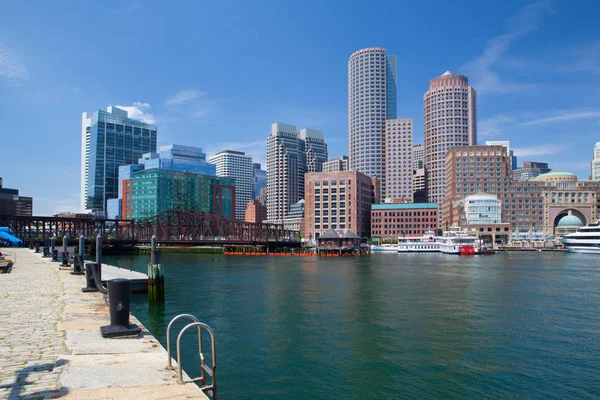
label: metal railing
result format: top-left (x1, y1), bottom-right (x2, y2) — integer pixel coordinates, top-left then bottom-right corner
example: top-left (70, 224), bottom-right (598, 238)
top-left (166, 314), bottom-right (217, 399)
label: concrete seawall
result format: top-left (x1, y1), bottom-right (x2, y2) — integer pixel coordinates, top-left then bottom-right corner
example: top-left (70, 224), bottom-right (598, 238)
top-left (0, 248), bottom-right (208, 399)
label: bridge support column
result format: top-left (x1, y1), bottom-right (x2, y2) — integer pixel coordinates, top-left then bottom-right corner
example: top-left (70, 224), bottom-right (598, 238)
top-left (148, 235), bottom-right (164, 303)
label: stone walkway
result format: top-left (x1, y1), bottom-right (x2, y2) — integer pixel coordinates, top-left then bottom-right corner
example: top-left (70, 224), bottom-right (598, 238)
top-left (0, 248), bottom-right (208, 399)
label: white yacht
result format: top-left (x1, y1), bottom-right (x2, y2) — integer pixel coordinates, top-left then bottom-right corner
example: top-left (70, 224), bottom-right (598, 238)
top-left (438, 228), bottom-right (480, 255)
top-left (370, 243), bottom-right (398, 252)
top-left (561, 224), bottom-right (600, 254)
top-left (397, 231), bottom-right (440, 253)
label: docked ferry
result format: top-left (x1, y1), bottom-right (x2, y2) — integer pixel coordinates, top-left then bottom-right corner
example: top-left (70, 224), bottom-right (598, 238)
top-left (561, 224), bottom-right (600, 254)
top-left (397, 232), bottom-right (440, 253)
top-left (438, 228), bottom-right (480, 255)
top-left (370, 244), bottom-right (399, 252)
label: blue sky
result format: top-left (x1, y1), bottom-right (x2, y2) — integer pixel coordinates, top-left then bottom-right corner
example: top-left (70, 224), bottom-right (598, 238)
top-left (1, 0), bottom-right (599, 215)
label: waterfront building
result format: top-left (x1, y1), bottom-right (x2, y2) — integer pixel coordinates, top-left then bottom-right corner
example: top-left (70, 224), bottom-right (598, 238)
top-left (81, 106), bottom-right (157, 214)
top-left (485, 140), bottom-right (517, 170)
top-left (304, 170), bottom-right (379, 240)
top-left (383, 119), bottom-right (413, 201)
top-left (554, 211), bottom-right (584, 237)
top-left (413, 144), bottom-right (424, 170)
top-left (208, 150), bottom-right (253, 220)
top-left (256, 186), bottom-right (267, 207)
top-left (348, 48), bottom-right (397, 190)
top-left (266, 123), bottom-right (328, 222)
top-left (129, 169), bottom-right (235, 220)
top-left (413, 168), bottom-right (427, 203)
top-left (106, 198), bottom-right (121, 220)
top-left (0, 178), bottom-right (32, 216)
top-left (443, 145), bottom-right (600, 240)
top-left (245, 199), bottom-right (267, 223)
top-left (252, 163), bottom-right (267, 200)
top-left (283, 199), bottom-right (305, 232)
top-left (323, 156), bottom-right (349, 173)
top-left (513, 161), bottom-right (551, 181)
top-left (370, 203), bottom-right (438, 242)
top-left (424, 71), bottom-right (477, 205)
top-left (592, 142), bottom-right (600, 181)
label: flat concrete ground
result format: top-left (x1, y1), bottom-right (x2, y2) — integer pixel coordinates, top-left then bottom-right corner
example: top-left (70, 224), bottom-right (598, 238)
top-left (0, 248), bottom-right (208, 400)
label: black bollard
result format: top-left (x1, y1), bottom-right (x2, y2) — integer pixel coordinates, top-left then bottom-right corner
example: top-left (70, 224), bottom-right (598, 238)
top-left (50, 236), bottom-right (57, 261)
top-left (61, 252), bottom-right (70, 267)
top-left (71, 235), bottom-right (85, 275)
top-left (42, 246), bottom-right (50, 257)
top-left (29, 241), bottom-right (34, 250)
top-left (100, 279), bottom-right (141, 338)
top-left (82, 262), bottom-right (99, 292)
top-left (52, 249), bottom-right (58, 262)
top-left (35, 243), bottom-right (40, 253)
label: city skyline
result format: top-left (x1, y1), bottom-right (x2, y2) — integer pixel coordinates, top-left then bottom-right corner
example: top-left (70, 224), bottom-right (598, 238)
top-left (1, 0), bottom-right (599, 215)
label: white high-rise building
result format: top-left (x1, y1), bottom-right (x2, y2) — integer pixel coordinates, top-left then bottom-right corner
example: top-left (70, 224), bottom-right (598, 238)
top-left (424, 71), bottom-right (477, 205)
top-left (323, 156), bottom-right (349, 173)
top-left (348, 48), bottom-right (397, 192)
top-left (266, 123), bottom-right (328, 223)
top-left (592, 142), bottom-right (600, 181)
top-left (208, 150), bottom-right (253, 220)
top-left (486, 140), bottom-right (517, 170)
top-left (383, 119), bottom-right (413, 201)
top-left (413, 144), bottom-right (424, 170)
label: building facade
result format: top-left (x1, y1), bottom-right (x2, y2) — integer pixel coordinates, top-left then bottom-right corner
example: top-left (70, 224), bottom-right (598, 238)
top-left (424, 71), bottom-right (477, 205)
top-left (0, 178), bottom-right (33, 216)
top-left (245, 199), bottom-right (267, 223)
top-left (283, 199), bottom-right (305, 232)
top-left (208, 150), bottom-right (253, 220)
top-left (348, 48), bottom-right (397, 187)
top-left (304, 171), bottom-right (379, 240)
top-left (130, 169), bottom-right (235, 220)
top-left (592, 142), bottom-right (600, 181)
top-left (383, 119), bottom-right (413, 201)
top-left (266, 123), bottom-right (327, 222)
top-left (413, 144), bottom-right (424, 170)
top-left (443, 145), bottom-right (600, 240)
top-left (252, 163), bottom-right (267, 200)
top-left (513, 161), bottom-right (551, 181)
top-left (370, 203), bottom-right (438, 242)
top-left (81, 106), bottom-right (157, 214)
top-left (323, 156), bottom-right (349, 172)
top-left (485, 140), bottom-right (517, 170)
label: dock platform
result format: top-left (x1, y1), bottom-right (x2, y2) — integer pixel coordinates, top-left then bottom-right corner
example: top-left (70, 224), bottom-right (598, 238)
top-left (99, 263), bottom-right (148, 293)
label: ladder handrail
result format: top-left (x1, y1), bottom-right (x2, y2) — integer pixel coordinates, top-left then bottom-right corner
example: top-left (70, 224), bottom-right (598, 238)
top-left (166, 314), bottom-right (200, 369)
top-left (176, 322), bottom-right (217, 397)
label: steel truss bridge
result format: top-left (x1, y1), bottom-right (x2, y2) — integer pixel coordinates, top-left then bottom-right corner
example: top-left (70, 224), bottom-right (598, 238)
top-left (0, 210), bottom-right (301, 246)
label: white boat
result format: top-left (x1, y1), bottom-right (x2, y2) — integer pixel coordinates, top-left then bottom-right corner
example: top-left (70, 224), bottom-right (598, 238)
top-left (371, 244), bottom-right (399, 252)
top-left (561, 224), bottom-right (600, 254)
top-left (397, 231), bottom-right (440, 253)
top-left (438, 228), bottom-right (480, 255)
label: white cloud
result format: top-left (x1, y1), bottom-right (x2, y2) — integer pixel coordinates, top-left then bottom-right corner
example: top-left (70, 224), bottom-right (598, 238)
top-left (522, 110), bottom-right (600, 126)
top-left (513, 144), bottom-right (563, 158)
top-left (460, 1), bottom-right (554, 93)
top-left (0, 43), bottom-right (28, 80)
top-left (479, 115), bottom-right (515, 137)
top-left (165, 89), bottom-right (204, 106)
top-left (207, 140), bottom-right (267, 167)
top-left (114, 102), bottom-right (156, 124)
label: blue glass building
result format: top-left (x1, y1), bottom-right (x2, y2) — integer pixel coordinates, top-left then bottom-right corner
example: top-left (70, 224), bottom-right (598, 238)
top-left (252, 163), bottom-right (267, 200)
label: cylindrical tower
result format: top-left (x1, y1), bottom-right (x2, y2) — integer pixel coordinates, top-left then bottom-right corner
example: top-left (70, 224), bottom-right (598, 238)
top-left (348, 48), bottom-right (389, 185)
top-left (424, 71), bottom-right (477, 205)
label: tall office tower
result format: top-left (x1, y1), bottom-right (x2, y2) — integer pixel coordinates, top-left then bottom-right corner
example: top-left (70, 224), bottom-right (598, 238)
top-left (424, 71), bottom-right (476, 205)
top-left (252, 163), bottom-right (267, 199)
top-left (348, 48), bottom-right (397, 189)
top-left (513, 161), bottom-right (551, 181)
top-left (81, 106), bottom-right (157, 215)
top-left (592, 142), bottom-right (600, 181)
top-left (383, 119), bottom-right (413, 201)
top-left (323, 156), bottom-right (349, 172)
top-left (413, 144), bottom-right (424, 170)
top-left (266, 123), bottom-right (327, 222)
top-left (300, 129), bottom-right (328, 173)
top-left (208, 150), bottom-right (253, 220)
top-left (486, 140), bottom-right (517, 170)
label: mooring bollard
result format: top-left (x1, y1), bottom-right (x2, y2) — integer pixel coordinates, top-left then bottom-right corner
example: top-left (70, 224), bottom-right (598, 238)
top-left (148, 235), bottom-right (164, 302)
top-left (35, 243), bottom-right (40, 253)
top-left (42, 246), bottom-right (50, 257)
top-left (29, 241), bottom-right (34, 250)
top-left (96, 233), bottom-right (102, 267)
top-left (72, 235), bottom-right (85, 275)
top-left (60, 235), bottom-right (70, 267)
top-left (82, 262), bottom-right (99, 292)
top-left (51, 236), bottom-right (58, 261)
top-left (100, 279), bottom-right (141, 338)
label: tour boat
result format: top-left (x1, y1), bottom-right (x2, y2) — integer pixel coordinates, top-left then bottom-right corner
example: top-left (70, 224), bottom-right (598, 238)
top-left (397, 231), bottom-right (440, 253)
top-left (370, 244), bottom-right (399, 252)
top-left (438, 228), bottom-right (480, 255)
top-left (561, 223), bottom-right (600, 254)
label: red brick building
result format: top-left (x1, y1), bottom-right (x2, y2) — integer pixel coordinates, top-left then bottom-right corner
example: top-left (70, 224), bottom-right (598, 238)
top-left (245, 200), bottom-right (267, 223)
top-left (371, 203), bottom-right (438, 242)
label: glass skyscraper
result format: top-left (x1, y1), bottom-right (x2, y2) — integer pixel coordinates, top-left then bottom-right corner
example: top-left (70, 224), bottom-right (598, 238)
top-left (81, 106), bottom-right (157, 214)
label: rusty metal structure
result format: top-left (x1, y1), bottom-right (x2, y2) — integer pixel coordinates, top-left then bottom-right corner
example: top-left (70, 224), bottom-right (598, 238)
top-left (0, 210), bottom-right (300, 246)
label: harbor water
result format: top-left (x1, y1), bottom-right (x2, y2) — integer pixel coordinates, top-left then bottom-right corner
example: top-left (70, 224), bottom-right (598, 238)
top-left (103, 252), bottom-right (600, 399)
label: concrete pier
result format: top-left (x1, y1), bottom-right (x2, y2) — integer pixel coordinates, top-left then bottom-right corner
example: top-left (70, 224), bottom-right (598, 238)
top-left (0, 248), bottom-right (208, 399)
